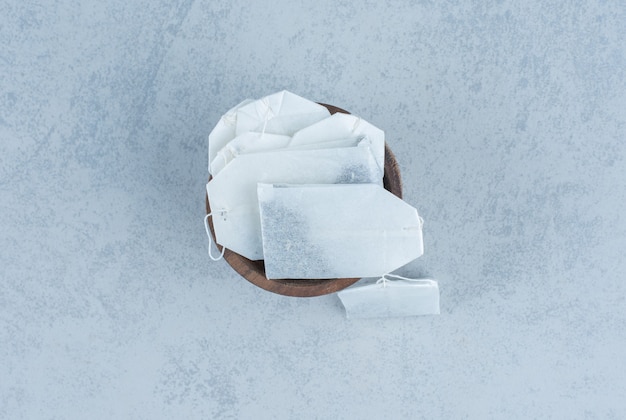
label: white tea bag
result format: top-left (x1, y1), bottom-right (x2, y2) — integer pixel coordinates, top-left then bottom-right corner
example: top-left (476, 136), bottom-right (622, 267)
top-left (208, 98), bottom-right (254, 174)
top-left (210, 132), bottom-right (291, 175)
top-left (206, 142), bottom-right (383, 260)
top-left (337, 274), bottom-right (440, 319)
top-left (285, 136), bottom-right (363, 151)
top-left (257, 183), bottom-right (424, 279)
top-left (290, 113), bottom-right (385, 171)
top-left (236, 90), bottom-right (330, 136)
top-left (211, 134), bottom-right (366, 176)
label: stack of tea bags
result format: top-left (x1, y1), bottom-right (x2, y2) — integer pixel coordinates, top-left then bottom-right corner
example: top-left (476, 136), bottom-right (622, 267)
top-left (205, 91), bottom-right (430, 285)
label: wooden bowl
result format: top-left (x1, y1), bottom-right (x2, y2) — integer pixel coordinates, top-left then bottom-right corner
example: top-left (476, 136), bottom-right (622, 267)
top-left (205, 103), bottom-right (403, 297)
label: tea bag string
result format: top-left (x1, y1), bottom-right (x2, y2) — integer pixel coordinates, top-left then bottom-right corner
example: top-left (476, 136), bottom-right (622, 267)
top-left (376, 273), bottom-right (437, 288)
top-left (351, 116), bottom-right (362, 132)
top-left (260, 97), bottom-right (275, 137)
top-left (203, 213), bottom-right (226, 261)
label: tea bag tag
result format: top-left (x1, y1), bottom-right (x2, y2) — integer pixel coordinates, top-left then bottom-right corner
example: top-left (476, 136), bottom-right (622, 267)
top-left (337, 274), bottom-right (440, 319)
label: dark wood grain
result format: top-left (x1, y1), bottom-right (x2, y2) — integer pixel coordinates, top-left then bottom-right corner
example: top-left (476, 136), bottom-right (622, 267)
top-left (205, 103), bottom-right (403, 297)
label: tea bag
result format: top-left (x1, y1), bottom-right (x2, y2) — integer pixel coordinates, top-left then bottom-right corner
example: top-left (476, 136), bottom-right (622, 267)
top-left (285, 136), bottom-right (363, 151)
top-left (208, 98), bottom-right (254, 174)
top-left (290, 113), bottom-right (385, 171)
top-left (236, 90), bottom-right (330, 136)
top-left (210, 132), bottom-right (291, 175)
top-left (337, 274), bottom-right (440, 319)
top-left (206, 141), bottom-right (383, 260)
top-left (210, 131), bottom-right (364, 176)
top-left (257, 183), bottom-right (424, 279)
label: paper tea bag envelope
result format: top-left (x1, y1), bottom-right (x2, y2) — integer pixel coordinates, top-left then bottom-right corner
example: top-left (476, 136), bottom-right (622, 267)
top-left (258, 183), bottom-right (424, 279)
top-left (210, 133), bottom-right (366, 176)
top-left (337, 276), bottom-right (440, 319)
top-left (206, 142), bottom-right (383, 260)
top-left (208, 99), bottom-right (254, 174)
top-left (210, 132), bottom-right (292, 176)
top-left (236, 90), bottom-right (330, 137)
top-left (290, 113), bottom-right (385, 172)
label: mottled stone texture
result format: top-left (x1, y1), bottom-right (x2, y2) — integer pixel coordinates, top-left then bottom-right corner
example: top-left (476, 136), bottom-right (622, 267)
top-left (1, 1), bottom-right (625, 418)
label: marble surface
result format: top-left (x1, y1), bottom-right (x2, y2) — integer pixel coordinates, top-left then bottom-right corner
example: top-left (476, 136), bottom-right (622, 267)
top-left (2, 1), bottom-right (625, 418)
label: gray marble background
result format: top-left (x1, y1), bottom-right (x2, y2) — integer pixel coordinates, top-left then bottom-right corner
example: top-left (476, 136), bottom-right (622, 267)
top-left (2, 0), bottom-right (625, 418)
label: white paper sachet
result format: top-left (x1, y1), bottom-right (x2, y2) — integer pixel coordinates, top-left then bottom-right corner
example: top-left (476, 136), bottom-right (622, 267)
top-left (206, 142), bottom-right (383, 260)
top-left (337, 274), bottom-right (440, 319)
top-left (210, 132), bottom-right (292, 175)
top-left (285, 136), bottom-right (363, 151)
top-left (235, 90), bottom-right (330, 136)
top-left (257, 183), bottom-right (424, 279)
top-left (210, 133), bottom-right (366, 176)
top-left (290, 113), bottom-right (385, 172)
top-left (208, 98), bottom-right (254, 174)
